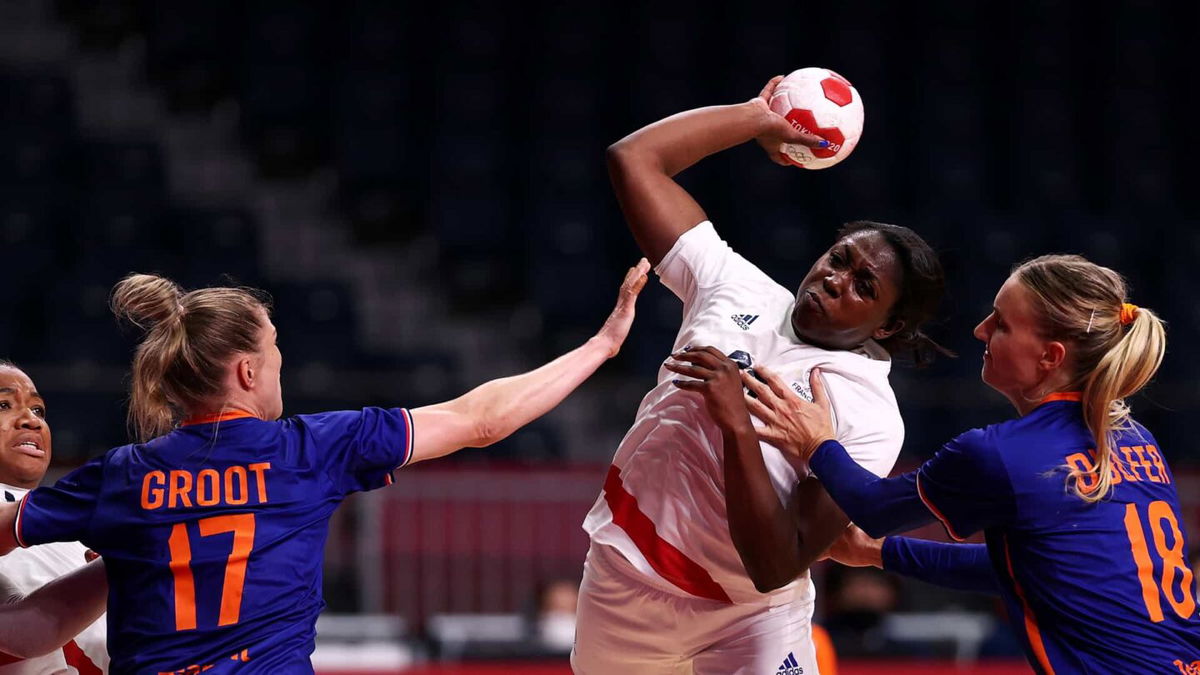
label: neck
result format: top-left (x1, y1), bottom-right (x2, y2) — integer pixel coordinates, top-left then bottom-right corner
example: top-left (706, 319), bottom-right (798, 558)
top-left (1011, 389), bottom-right (1082, 416)
top-left (186, 395), bottom-right (265, 423)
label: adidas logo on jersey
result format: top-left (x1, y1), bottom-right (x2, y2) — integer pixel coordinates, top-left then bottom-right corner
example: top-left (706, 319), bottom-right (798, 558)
top-left (777, 651), bottom-right (804, 674)
top-left (731, 313), bottom-right (759, 330)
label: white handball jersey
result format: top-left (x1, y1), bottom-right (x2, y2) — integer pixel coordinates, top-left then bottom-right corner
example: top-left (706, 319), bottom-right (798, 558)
top-left (0, 484), bottom-right (108, 675)
top-left (583, 221), bottom-right (904, 605)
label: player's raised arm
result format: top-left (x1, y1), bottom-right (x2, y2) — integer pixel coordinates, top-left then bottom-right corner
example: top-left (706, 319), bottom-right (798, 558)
top-left (606, 77), bottom-right (824, 264)
top-left (407, 259), bottom-right (649, 463)
top-left (0, 560), bottom-right (107, 658)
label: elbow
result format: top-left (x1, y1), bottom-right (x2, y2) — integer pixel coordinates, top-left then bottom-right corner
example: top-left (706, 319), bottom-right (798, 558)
top-left (469, 410), bottom-right (510, 448)
top-left (605, 141), bottom-right (654, 180)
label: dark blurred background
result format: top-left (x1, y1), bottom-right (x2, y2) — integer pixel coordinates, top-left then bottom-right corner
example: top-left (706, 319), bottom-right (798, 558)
top-left (1, 0), bottom-right (1197, 670)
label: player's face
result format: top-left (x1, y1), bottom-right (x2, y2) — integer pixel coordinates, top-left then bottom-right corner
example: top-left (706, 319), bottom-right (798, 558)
top-left (0, 366), bottom-right (51, 489)
top-left (973, 276), bottom-right (1050, 409)
top-left (791, 231), bottom-right (903, 350)
top-left (253, 311), bottom-right (284, 420)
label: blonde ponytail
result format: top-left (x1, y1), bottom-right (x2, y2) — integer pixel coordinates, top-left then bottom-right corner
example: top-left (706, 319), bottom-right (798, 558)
top-left (1014, 256), bottom-right (1167, 503)
top-left (1075, 307), bottom-right (1166, 502)
top-left (111, 273), bottom-right (270, 442)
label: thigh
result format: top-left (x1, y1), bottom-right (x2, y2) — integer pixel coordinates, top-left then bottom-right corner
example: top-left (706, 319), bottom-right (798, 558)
top-left (571, 548), bottom-right (691, 675)
top-left (691, 603), bottom-right (817, 675)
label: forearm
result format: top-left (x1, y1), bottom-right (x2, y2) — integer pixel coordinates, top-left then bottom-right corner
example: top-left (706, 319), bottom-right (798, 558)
top-left (411, 337), bottom-right (613, 462)
top-left (809, 440), bottom-right (934, 538)
top-left (609, 101), bottom-right (771, 177)
top-left (724, 424), bottom-right (805, 592)
top-left (883, 537), bottom-right (999, 594)
top-left (0, 560), bottom-right (107, 658)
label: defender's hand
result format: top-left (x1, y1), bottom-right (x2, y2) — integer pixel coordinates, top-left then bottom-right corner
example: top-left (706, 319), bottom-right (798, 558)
top-left (742, 365), bottom-right (836, 461)
top-left (593, 258), bottom-right (651, 358)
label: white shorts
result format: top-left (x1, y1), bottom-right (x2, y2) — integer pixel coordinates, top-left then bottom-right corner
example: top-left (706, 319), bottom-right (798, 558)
top-left (571, 544), bottom-right (817, 675)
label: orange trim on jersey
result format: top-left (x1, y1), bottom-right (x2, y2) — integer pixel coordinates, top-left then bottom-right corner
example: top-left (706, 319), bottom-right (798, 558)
top-left (915, 473), bottom-right (967, 542)
top-left (1038, 392), bottom-right (1082, 405)
top-left (181, 410), bottom-right (259, 426)
top-left (603, 465), bottom-right (732, 604)
top-left (1003, 536), bottom-right (1056, 675)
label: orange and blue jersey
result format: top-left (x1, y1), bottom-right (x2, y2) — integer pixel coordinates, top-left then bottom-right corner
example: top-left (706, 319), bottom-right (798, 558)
top-left (13, 407), bottom-right (414, 675)
top-left (808, 395), bottom-right (1200, 674)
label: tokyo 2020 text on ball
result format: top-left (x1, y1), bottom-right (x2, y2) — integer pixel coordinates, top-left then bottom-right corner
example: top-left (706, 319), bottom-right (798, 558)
top-left (769, 67), bottom-right (865, 170)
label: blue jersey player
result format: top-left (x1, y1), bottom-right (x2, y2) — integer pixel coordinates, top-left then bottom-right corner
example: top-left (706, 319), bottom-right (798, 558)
top-left (0, 262), bottom-right (649, 674)
top-left (722, 254), bottom-right (1199, 673)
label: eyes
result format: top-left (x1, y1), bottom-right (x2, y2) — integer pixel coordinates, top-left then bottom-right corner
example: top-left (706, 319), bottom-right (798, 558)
top-left (828, 250), bottom-right (878, 300)
top-left (0, 400), bottom-right (47, 418)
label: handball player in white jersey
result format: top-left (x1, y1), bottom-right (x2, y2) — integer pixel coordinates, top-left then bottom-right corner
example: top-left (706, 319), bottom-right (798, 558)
top-left (573, 77), bottom-right (948, 674)
top-left (0, 362), bottom-right (108, 673)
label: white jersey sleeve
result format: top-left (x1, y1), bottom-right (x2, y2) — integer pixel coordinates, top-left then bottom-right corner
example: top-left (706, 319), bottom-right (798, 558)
top-left (655, 221), bottom-right (771, 312)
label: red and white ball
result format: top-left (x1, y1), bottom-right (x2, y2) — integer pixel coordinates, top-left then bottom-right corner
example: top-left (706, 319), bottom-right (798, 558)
top-left (768, 67), bottom-right (864, 170)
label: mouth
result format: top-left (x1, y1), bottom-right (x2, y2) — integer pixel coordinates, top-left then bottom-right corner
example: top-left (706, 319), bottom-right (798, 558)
top-left (802, 289), bottom-right (826, 315)
top-left (12, 439), bottom-right (46, 458)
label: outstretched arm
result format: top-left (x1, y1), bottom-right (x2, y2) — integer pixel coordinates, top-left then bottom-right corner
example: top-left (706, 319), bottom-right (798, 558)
top-left (608, 77), bottom-right (823, 264)
top-left (828, 526), bottom-right (999, 594)
top-left (407, 260), bottom-right (650, 463)
top-left (0, 560), bottom-right (107, 659)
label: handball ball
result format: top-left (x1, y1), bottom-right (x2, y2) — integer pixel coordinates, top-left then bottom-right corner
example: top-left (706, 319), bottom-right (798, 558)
top-left (768, 67), bottom-right (864, 170)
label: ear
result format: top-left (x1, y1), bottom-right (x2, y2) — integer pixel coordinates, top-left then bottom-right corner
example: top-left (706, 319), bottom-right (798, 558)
top-left (235, 356), bottom-right (255, 391)
top-left (872, 317), bottom-right (905, 341)
top-left (1040, 340), bottom-right (1067, 372)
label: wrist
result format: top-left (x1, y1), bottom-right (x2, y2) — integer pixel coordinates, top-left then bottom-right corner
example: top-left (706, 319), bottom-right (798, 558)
top-left (743, 98), bottom-right (774, 136)
top-left (585, 334), bottom-right (618, 359)
top-left (805, 436), bottom-right (838, 461)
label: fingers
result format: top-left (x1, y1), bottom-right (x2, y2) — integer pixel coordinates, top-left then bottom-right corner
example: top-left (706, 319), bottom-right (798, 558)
top-left (663, 360), bottom-right (711, 380)
top-left (743, 394), bottom-right (776, 425)
top-left (622, 258), bottom-right (651, 297)
top-left (739, 370), bottom-right (774, 402)
top-left (757, 75), bottom-right (785, 101)
top-left (754, 364), bottom-right (793, 401)
top-left (810, 367), bottom-right (830, 408)
top-left (668, 346), bottom-right (724, 369)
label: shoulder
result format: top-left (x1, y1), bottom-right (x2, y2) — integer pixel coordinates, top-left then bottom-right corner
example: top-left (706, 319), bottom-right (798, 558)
top-left (656, 220), bottom-right (787, 292)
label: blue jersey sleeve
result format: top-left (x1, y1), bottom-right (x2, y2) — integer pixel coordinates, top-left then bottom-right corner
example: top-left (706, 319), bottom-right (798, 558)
top-left (882, 537), bottom-right (999, 594)
top-left (293, 407), bottom-right (414, 494)
top-left (16, 455), bottom-right (106, 547)
top-left (916, 428), bottom-right (1015, 540)
top-left (808, 440), bottom-right (933, 538)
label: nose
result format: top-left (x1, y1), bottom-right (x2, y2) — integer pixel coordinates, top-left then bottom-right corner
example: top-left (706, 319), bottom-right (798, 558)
top-left (973, 315), bottom-right (991, 343)
top-left (822, 272), bottom-right (843, 298)
top-left (17, 408), bottom-right (43, 430)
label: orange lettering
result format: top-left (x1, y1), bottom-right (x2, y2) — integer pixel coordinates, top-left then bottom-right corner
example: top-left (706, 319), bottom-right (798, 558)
top-left (248, 462), bottom-right (271, 503)
top-left (1113, 447), bottom-right (1139, 482)
top-left (1146, 445), bottom-right (1170, 484)
top-left (196, 469), bottom-right (220, 506)
top-left (224, 466), bottom-right (248, 505)
top-left (168, 471), bottom-right (194, 509)
top-left (168, 523), bottom-right (196, 630)
top-left (1065, 453), bottom-right (1099, 494)
top-left (1132, 446), bottom-right (1161, 483)
top-left (198, 514), bottom-right (255, 626)
top-left (141, 471), bottom-right (166, 510)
